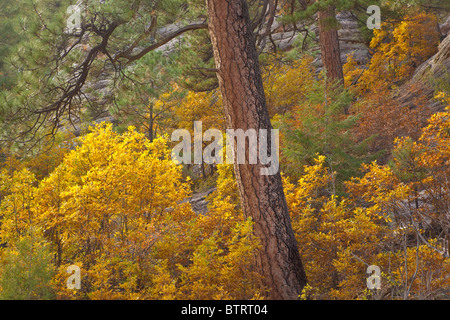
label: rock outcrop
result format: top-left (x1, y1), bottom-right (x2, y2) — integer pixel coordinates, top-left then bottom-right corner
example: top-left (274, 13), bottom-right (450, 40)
top-left (182, 187), bottom-right (216, 214)
top-left (262, 11), bottom-right (370, 68)
top-left (397, 32), bottom-right (450, 112)
top-left (413, 33), bottom-right (450, 83)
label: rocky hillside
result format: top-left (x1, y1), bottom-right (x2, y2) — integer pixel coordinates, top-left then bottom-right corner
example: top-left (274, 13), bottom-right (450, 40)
top-left (397, 31), bottom-right (450, 112)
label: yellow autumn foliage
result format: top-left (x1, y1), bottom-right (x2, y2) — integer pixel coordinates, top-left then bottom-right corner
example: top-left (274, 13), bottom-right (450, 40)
top-left (263, 55), bottom-right (316, 116)
top-left (0, 123), bottom-right (262, 300)
top-left (345, 12), bottom-right (440, 95)
top-left (0, 11), bottom-right (449, 300)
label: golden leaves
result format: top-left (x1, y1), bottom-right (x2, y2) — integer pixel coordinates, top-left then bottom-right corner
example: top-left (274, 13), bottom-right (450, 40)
top-left (346, 12), bottom-right (440, 96)
top-left (0, 123), bottom-right (264, 300)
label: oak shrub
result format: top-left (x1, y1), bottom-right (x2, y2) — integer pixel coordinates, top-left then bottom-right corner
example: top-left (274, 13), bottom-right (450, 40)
top-left (0, 123), bottom-right (262, 299)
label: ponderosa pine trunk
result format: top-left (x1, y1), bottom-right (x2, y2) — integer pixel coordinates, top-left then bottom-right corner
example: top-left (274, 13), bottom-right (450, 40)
top-left (317, 5), bottom-right (344, 85)
top-left (206, 0), bottom-right (307, 299)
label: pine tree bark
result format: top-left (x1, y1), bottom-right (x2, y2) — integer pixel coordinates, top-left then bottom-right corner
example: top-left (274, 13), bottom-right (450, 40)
top-left (317, 5), bottom-right (344, 85)
top-left (206, 0), bottom-right (307, 299)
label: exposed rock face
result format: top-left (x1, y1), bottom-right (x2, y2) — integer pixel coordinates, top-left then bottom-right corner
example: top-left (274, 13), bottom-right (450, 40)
top-left (154, 23), bottom-right (188, 55)
top-left (396, 33), bottom-right (450, 112)
top-left (336, 12), bottom-right (370, 65)
top-left (182, 187), bottom-right (216, 214)
top-left (440, 15), bottom-right (450, 37)
top-left (312, 11), bottom-right (370, 70)
top-left (264, 11), bottom-right (370, 68)
top-left (414, 33), bottom-right (450, 82)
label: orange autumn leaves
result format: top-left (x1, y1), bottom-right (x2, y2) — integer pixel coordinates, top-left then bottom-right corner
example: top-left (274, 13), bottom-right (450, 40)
top-left (343, 12), bottom-right (441, 153)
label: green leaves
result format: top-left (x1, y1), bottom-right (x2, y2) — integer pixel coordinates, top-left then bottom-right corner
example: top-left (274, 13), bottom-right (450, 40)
top-left (0, 227), bottom-right (55, 300)
top-left (274, 67), bottom-right (375, 189)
